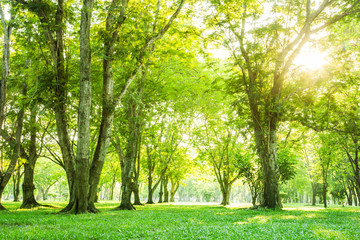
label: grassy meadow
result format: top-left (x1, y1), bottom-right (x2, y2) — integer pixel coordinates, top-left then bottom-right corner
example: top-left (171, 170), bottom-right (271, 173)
top-left (0, 201), bottom-right (359, 239)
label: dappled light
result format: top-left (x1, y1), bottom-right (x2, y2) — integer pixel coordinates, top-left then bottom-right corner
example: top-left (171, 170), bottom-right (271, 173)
top-left (2, 202), bottom-right (360, 239)
top-left (1, 0), bottom-right (360, 238)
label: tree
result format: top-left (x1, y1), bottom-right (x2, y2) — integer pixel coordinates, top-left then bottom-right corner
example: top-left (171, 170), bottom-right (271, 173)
top-left (144, 113), bottom-right (182, 204)
top-left (0, 0), bottom-right (19, 211)
top-left (303, 146), bottom-right (320, 206)
top-left (167, 148), bottom-right (194, 202)
top-left (33, 159), bottom-right (64, 201)
top-left (208, 0), bottom-right (360, 209)
top-left (314, 133), bottom-right (338, 208)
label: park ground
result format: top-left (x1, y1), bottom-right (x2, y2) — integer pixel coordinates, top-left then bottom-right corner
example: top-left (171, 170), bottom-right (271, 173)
top-left (0, 201), bottom-right (359, 239)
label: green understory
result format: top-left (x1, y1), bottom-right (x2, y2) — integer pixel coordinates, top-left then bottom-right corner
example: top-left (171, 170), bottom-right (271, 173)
top-left (1, 202), bottom-right (359, 239)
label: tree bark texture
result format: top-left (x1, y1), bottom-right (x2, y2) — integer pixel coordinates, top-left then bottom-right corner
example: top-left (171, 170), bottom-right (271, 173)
top-left (87, 0), bottom-right (127, 212)
top-left (117, 99), bottom-right (138, 210)
top-left (68, 0), bottom-right (94, 214)
top-left (133, 183), bottom-right (142, 205)
top-left (0, 3), bottom-right (11, 129)
top-left (220, 183), bottom-right (232, 206)
top-left (20, 103), bottom-right (41, 209)
top-left (19, 0), bottom-right (77, 213)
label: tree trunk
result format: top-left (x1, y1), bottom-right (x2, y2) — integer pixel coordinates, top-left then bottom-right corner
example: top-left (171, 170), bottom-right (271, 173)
top-left (13, 168), bottom-right (21, 202)
top-left (170, 180), bottom-right (179, 202)
top-left (133, 130), bottom-right (143, 206)
top-left (311, 182), bottom-right (317, 206)
top-left (133, 183), bottom-right (142, 205)
top-left (0, 2), bottom-right (14, 211)
top-left (117, 100), bottom-right (138, 210)
top-left (110, 178), bottom-right (116, 201)
top-left (220, 183), bottom-right (232, 206)
top-left (117, 181), bottom-right (135, 210)
top-left (323, 183), bottom-right (327, 208)
top-left (87, 0), bottom-right (125, 212)
top-left (346, 186), bottom-right (353, 206)
top-left (147, 153), bottom-right (155, 204)
top-left (158, 179), bottom-right (164, 203)
top-left (20, 104), bottom-right (41, 209)
top-left (0, 188), bottom-right (6, 210)
top-left (259, 129), bottom-right (281, 209)
top-left (147, 187), bottom-right (154, 204)
top-left (0, 85), bottom-right (26, 210)
top-left (251, 191), bottom-right (257, 206)
top-left (66, 0), bottom-right (94, 215)
top-left (355, 186), bottom-right (360, 206)
top-left (163, 176), bottom-right (169, 203)
top-left (0, 3), bottom-right (11, 129)
top-left (21, 163), bottom-right (40, 208)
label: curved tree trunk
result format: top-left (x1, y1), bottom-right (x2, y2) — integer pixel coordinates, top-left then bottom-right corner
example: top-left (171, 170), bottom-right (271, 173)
top-left (170, 180), bottom-right (179, 202)
top-left (0, 189), bottom-right (6, 210)
top-left (0, 84), bottom-right (26, 210)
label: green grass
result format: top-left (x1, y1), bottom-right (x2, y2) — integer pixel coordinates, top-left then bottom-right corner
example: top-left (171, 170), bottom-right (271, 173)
top-left (1, 201), bottom-right (359, 239)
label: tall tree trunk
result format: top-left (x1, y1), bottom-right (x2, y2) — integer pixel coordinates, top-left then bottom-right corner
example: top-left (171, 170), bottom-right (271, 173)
top-left (220, 183), bottom-right (232, 206)
top-left (117, 100), bottom-right (137, 210)
top-left (133, 183), bottom-right (142, 205)
top-left (323, 183), bottom-right (327, 208)
top-left (87, 0), bottom-right (127, 212)
top-left (258, 129), bottom-right (281, 209)
top-left (147, 152), bottom-right (155, 204)
top-left (67, 0), bottom-right (94, 214)
top-left (21, 162), bottom-right (39, 208)
top-left (170, 180), bottom-right (179, 202)
top-left (20, 102), bottom-right (41, 209)
top-left (133, 130), bottom-right (143, 206)
top-left (0, 188), bottom-right (5, 210)
top-left (311, 182), bottom-right (317, 206)
top-left (147, 186), bottom-right (154, 204)
top-left (0, 84), bottom-right (26, 210)
top-left (109, 178), bottom-right (116, 201)
top-left (0, 1), bottom-right (14, 211)
top-left (13, 168), bottom-right (21, 202)
top-left (158, 179), bottom-right (164, 203)
top-left (163, 176), bottom-right (169, 203)
top-left (0, 2), bottom-right (11, 129)
top-left (347, 186), bottom-right (353, 206)
top-left (251, 193), bottom-right (257, 206)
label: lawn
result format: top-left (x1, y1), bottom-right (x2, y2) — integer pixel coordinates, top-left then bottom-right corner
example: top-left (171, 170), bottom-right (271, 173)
top-left (0, 201), bottom-right (359, 239)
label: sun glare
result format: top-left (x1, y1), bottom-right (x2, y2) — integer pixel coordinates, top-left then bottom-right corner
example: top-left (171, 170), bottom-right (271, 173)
top-left (293, 48), bottom-right (328, 70)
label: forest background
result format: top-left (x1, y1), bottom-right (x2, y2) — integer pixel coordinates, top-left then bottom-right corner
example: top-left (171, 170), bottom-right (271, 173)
top-left (0, 0), bottom-right (360, 215)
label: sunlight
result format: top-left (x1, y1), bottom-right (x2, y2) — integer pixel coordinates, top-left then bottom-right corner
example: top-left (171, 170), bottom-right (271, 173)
top-left (293, 47), bottom-right (328, 70)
